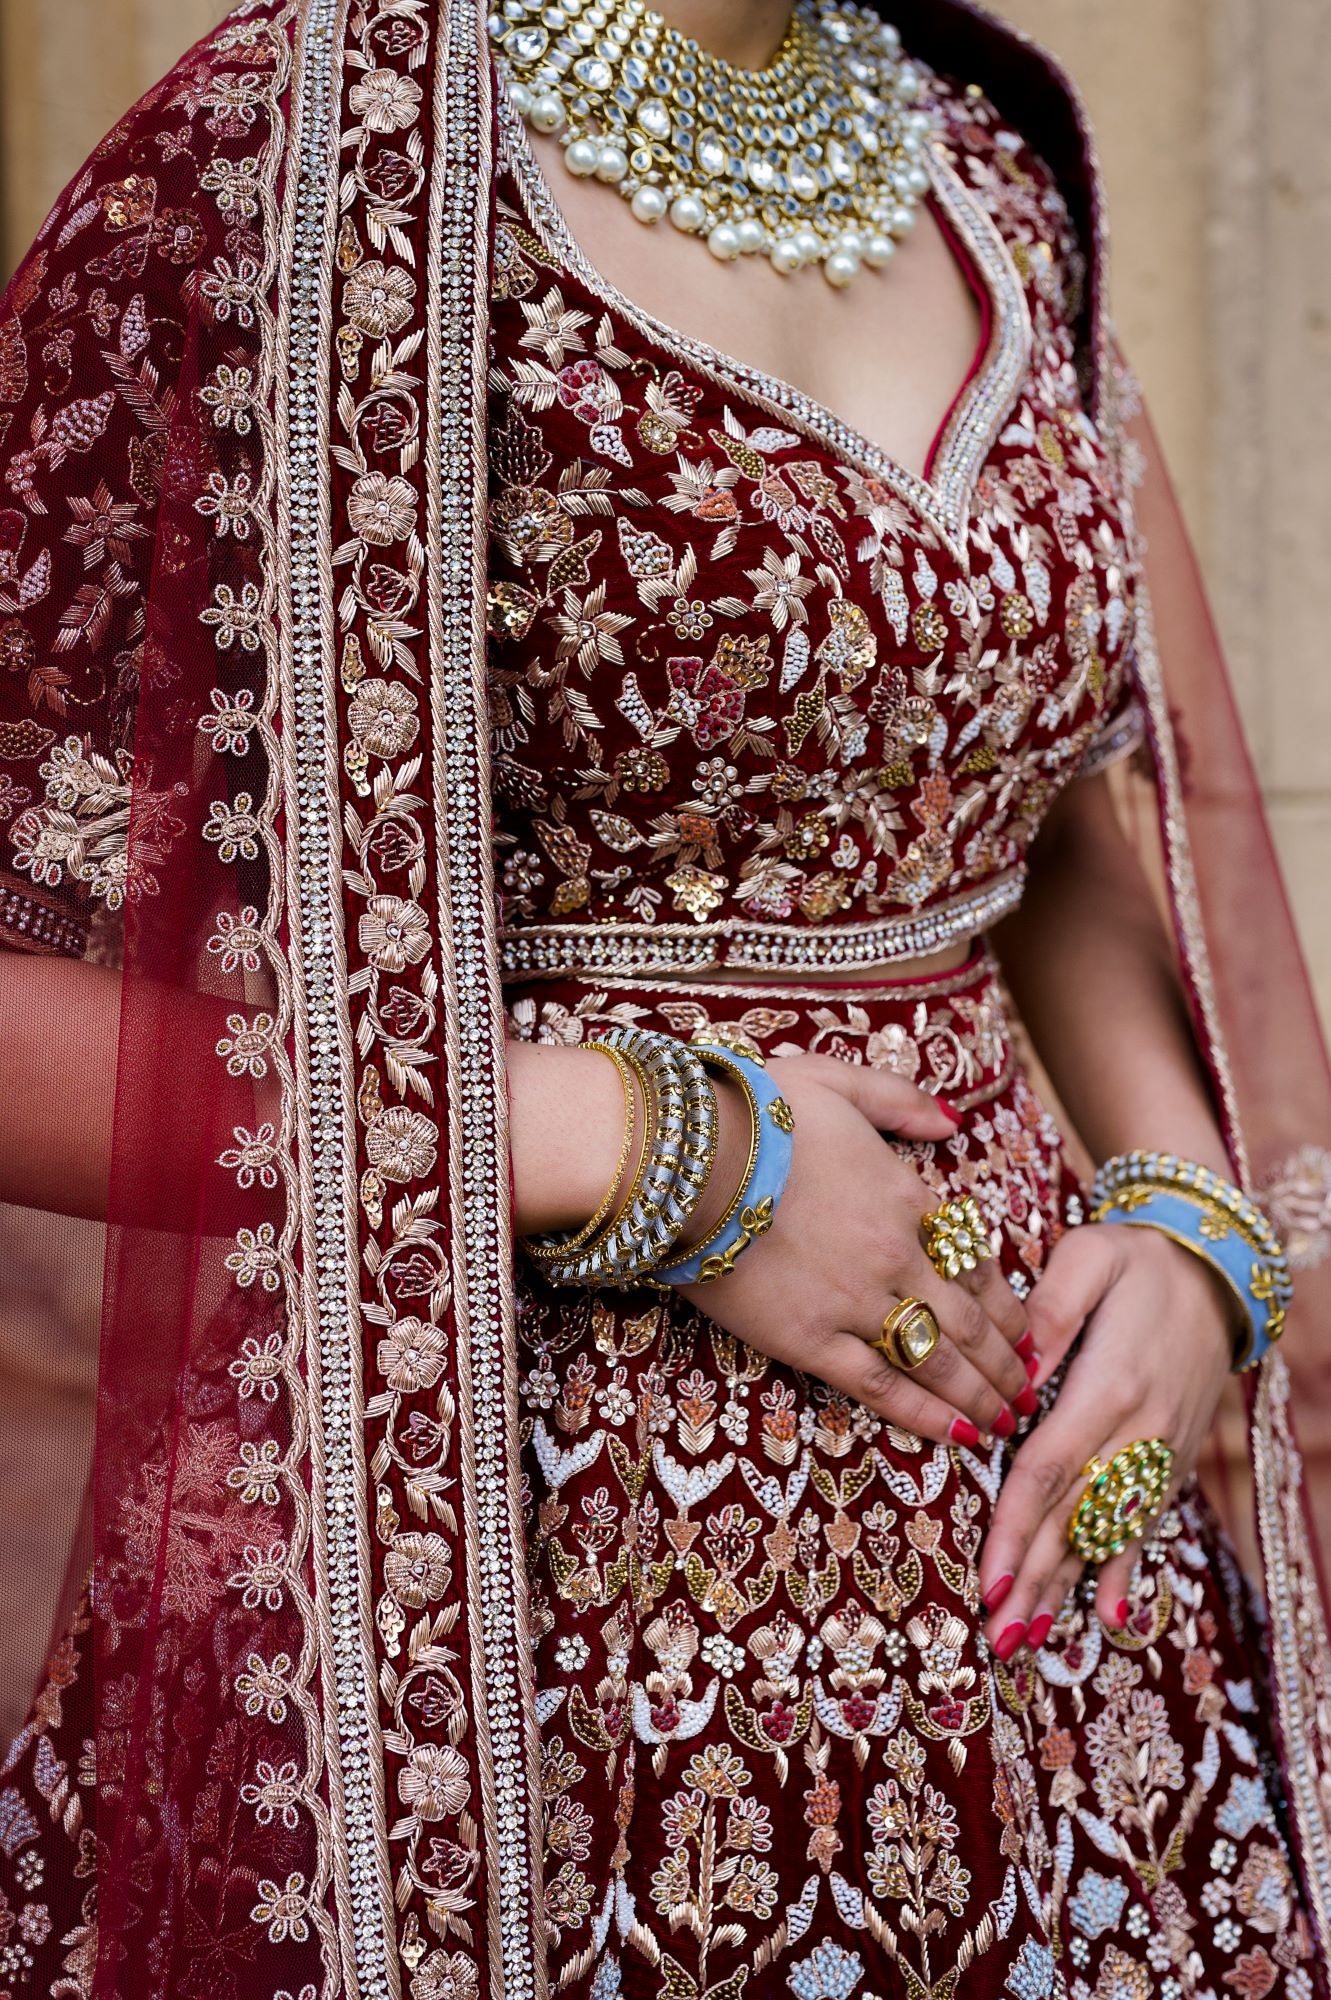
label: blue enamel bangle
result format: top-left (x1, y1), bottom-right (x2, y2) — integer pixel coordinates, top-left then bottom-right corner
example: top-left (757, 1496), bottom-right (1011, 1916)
top-left (1089, 1155), bottom-right (1292, 1372)
top-left (652, 1043), bottom-right (795, 1287)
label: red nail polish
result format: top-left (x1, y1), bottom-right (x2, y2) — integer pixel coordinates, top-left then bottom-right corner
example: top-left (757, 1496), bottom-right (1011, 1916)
top-left (1014, 1383), bottom-right (1039, 1418)
top-left (983, 1571), bottom-right (1014, 1613)
top-left (995, 1621), bottom-right (1027, 1663)
top-left (1114, 1598), bottom-right (1130, 1627)
top-left (1024, 1351), bottom-right (1040, 1379)
top-left (1015, 1330), bottom-right (1036, 1363)
top-left (992, 1406), bottom-right (1016, 1439)
top-left (1027, 1611), bottom-right (1054, 1650)
top-left (949, 1416), bottom-right (980, 1447)
top-left (935, 1095), bottom-right (963, 1127)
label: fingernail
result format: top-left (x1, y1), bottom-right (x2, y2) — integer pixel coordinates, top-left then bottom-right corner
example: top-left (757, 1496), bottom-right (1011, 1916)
top-left (1027, 1611), bottom-right (1054, 1650)
top-left (934, 1095), bottom-right (963, 1127)
top-left (992, 1406), bottom-right (1016, 1439)
top-left (949, 1416), bottom-right (980, 1447)
top-left (1014, 1383), bottom-right (1039, 1418)
top-left (1024, 1351), bottom-right (1040, 1379)
top-left (1015, 1330), bottom-right (1037, 1362)
top-left (983, 1572), bottom-right (1014, 1613)
top-left (995, 1621), bottom-right (1027, 1663)
top-left (1114, 1598), bottom-right (1130, 1627)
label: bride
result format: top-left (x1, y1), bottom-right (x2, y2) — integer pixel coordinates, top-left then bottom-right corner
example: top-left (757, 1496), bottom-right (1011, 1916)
top-left (1, 2), bottom-right (1329, 1995)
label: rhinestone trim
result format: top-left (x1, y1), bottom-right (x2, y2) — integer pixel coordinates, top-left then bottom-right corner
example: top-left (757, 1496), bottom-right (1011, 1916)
top-left (499, 81), bottom-right (1033, 560)
top-left (0, 880), bottom-right (85, 957)
top-left (428, 5), bottom-right (545, 1991)
top-left (283, 2), bottom-right (400, 1992)
top-left (499, 866), bottom-right (1025, 979)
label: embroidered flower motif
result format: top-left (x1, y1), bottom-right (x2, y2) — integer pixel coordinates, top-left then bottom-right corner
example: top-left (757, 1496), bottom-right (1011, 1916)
top-left (199, 685), bottom-right (261, 754)
top-left (398, 1743), bottom-right (471, 1822)
top-left (201, 581), bottom-right (265, 655)
top-left (787, 1941), bottom-right (865, 2000)
top-left (665, 655), bottom-right (745, 750)
top-left (384, 1530), bottom-right (451, 1609)
top-left (229, 1541), bottom-right (289, 1612)
top-left (348, 677), bottom-right (420, 758)
top-left (200, 255), bottom-right (261, 327)
top-left (196, 468), bottom-right (256, 539)
top-left (359, 893), bottom-right (431, 971)
top-left (409, 1952), bottom-right (480, 2000)
top-left (224, 1222), bottom-right (281, 1293)
top-left (349, 68), bottom-right (423, 133)
top-left (235, 1651), bottom-right (294, 1723)
top-left (250, 1872), bottom-right (310, 1944)
top-left (241, 1759), bottom-right (303, 1830)
top-left (218, 1121), bottom-right (280, 1190)
top-left (377, 1318), bottom-right (448, 1393)
top-left (207, 904), bottom-right (266, 974)
top-left (216, 1010), bottom-right (276, 1078)
top-left (227, 1439), bottom-right (284, 1507)
top-left (229, 1331), bottom-right (285, 1404)
top-left (203, 790), bottom-right (261, 861)
top-left (344, 259), bottom-right (417, 338)
top-left (348, 471), bottom-right (417, 546)
top-left (365, 1106), bottom-right (438, 1183)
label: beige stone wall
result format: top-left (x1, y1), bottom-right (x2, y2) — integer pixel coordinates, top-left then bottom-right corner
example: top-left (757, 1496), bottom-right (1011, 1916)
top-left (999, 0), bottom-right (1331, 1028)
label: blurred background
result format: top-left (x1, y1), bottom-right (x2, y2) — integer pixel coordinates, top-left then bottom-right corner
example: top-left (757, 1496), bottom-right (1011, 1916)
top-left (0, 0), bottom-right (1327, 1726)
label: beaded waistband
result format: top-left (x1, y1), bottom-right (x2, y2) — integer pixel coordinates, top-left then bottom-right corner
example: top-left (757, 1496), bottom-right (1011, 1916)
top-left (499, 868), bottom-right (1025, 980)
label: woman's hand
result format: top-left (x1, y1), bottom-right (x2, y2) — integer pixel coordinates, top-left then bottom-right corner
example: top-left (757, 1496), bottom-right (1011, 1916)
top-left (508, 1040), bottom-right (1033, 1450)
top-left (673, 1052), bottom-right (1032, 1449)
top-left (977, 1221), bottom-right (1237, 1659)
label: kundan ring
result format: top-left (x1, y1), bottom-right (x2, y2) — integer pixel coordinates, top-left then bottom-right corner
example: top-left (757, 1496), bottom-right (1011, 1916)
top-left (1066, 1437), bottom-right (1175, 1565)
top-left (922, 1194), bottom-right (995, 1282)
top-left (875, 1296), bottom-right (942, 1371)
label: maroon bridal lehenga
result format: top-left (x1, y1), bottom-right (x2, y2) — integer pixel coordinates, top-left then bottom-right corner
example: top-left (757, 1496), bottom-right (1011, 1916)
top-left (2, 5), bottom-right (1331, 1999)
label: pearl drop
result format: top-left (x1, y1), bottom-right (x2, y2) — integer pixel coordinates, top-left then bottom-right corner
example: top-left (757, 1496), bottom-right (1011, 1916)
top-left (837, 227), bottom-right (865, 258)
top-left (508, 81), bottom-right (533, 117)
top-left (890, 203), bottom-right (917, 236)
top-left (793, 227), bottom-right (821, 264)
top-left (770, 237), bottom-right (802, 275)
top-left (905, 163), bottom-right (930, 197)
top-left (669, 192), bottom-right (705, 234)
top-left (565, 137), bottom-right (599, 176)
top-left (707, 222), bottom-right (741, 261)
top-left (530, 93), bottom-right (565, 134)
top-left (595, 142), bottom-right (628, 182)
top-left (825, 251), bottom-right (859, 289)
top-left (735, 216), bottom-right (766, 254)
top-left (630, 183), bottom-right (668, 223)
top-left (863, 233), bottom-right (896, 269)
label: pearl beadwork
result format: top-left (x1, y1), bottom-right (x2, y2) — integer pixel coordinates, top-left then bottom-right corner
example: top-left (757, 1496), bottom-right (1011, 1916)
top-left (490, 0), bottom-right (937, 289)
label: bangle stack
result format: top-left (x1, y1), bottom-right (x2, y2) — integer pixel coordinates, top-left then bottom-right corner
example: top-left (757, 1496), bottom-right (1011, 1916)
top-left (1089, 1150), bottom-right (1293, 1372)
top-left (652, 1042), bottom-right (796, 1288)
top-left (521, 1028), bottom-right (796, 1291)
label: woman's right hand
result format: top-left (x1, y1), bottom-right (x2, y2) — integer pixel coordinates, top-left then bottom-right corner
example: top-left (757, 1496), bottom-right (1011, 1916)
top-left (672, 1053), bottom-right (1032, 1450)
top-left (508, 1040), bottom-right (1032, 1451)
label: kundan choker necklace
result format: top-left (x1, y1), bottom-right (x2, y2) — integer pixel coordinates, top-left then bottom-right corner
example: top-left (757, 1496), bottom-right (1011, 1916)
top-left (490, 0), bottom-right (937, 288)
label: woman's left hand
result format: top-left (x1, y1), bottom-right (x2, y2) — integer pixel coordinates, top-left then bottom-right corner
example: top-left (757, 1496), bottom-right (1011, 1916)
top-left (976, 1222), bottom-right (1238, 1658)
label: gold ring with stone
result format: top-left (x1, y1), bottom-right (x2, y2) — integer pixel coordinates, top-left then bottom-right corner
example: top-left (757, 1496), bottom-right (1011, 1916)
top-left (874, 1297), bottom-right (942, 1371)
top-left (1066, 1437), bottom-right (1174, 1565)
top-left (921, 1194), bottom-right (995, 1282)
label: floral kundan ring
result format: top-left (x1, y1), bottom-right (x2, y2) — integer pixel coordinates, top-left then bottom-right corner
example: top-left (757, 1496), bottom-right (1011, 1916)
top-left (921, 1194), bottom-right (996, 1281)
top-left (1067, 1438), bottom-right (1175, 1565)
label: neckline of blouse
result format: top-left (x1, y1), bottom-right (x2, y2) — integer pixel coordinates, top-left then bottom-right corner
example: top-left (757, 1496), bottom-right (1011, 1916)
top-left (495, 85), bottom-right (1034, 562)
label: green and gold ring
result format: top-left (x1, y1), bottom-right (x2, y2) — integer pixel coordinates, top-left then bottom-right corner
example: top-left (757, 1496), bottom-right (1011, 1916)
top-left (1067, 1437), bottom-right (1174, 1565)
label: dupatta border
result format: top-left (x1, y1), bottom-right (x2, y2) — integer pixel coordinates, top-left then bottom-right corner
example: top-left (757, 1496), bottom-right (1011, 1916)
top-left (425, 3), bottom-right (549, 1993)
top-left (278, 0), bottom-right (401, 1991)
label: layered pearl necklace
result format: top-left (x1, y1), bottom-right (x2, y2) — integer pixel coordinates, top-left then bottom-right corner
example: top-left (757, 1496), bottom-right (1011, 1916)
top-left (490, 0), bottom-right (936, 288)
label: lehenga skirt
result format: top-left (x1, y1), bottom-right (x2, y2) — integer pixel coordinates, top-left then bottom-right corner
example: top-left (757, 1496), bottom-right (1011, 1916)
top-left (505, 947), bottom-right (1321, 2000)
top-left (1, 952), bottom-right (1319, 2000)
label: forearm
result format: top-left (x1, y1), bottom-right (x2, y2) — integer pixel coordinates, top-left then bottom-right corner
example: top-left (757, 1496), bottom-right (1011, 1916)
top-left (992, 775), bottom-right (1230, 1175)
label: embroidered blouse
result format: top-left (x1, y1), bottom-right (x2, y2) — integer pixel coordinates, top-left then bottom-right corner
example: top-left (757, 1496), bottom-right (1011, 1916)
top-left (484, 72), bottom-right (1144, 980)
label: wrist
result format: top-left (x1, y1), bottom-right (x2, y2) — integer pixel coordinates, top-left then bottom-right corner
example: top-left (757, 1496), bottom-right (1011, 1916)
top-left (507, 1040), bottom-right (631, 1236)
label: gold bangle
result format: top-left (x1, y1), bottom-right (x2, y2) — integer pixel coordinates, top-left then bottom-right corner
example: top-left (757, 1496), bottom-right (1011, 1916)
top-left (527, 1042), bottom-right (638, 1260)
top-left (668, 1050), bottom-right (761, 1263)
